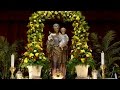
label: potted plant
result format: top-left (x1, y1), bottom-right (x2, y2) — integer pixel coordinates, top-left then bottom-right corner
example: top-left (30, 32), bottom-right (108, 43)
top-left (20, 42), bottom-right (50, 79)
top-left (20, 11), bottom-right (52, 79)
top-left (67, 46), bottom-right (95, 78)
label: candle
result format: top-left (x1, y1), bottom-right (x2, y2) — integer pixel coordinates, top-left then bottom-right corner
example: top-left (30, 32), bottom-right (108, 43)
top-left (11, 54), bottom-right (14, 67)
top-left (101, 51), bottom-right (104, 65)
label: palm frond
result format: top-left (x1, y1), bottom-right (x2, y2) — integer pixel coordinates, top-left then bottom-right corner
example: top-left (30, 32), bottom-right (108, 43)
top-left (90, 32), bottom-right (102, 53)
top-left (108, 57), bottom-right (120, 66)
top-left (10, 42), bottom-right (18, 53)
top-left (90, 32), bottom-right (99, 45)
top-left (106, 47), bottom-right (120, 57)
top-left (107, 41), bottom-right (120, 51)
top-left (104, 56), bottom-right (111, 68)
top-left (102, 30), bottom-right (116, 51)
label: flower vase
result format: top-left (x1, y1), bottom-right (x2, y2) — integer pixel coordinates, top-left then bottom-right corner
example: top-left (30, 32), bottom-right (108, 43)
top-left (75, 64), bottom-right (89, 79)
top-left (27, 65), bottom-right (43, 79)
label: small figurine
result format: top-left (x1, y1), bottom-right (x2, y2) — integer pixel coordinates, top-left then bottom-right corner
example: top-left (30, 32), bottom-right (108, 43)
top-left (92, 70), bottom-right (98, 79)
top-left (16, 69), bottom-right (23, 79)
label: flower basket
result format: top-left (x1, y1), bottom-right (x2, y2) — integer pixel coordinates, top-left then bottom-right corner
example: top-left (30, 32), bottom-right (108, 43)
top-left (75, 64), bottom-right (89, 78)
top-left (27, 65), bottom-right (43, 79)
top-left (67, 44), bottom-right (96, 79)
top-left (20, 42), bottom-right (50, 79)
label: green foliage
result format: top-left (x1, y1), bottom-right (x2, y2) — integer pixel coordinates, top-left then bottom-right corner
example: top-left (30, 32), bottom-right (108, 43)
top-left (0, 36), bottom-right (18, 79)
top-left (90, 30), bottom-right (120, 77)
top-left (41, 60), bottom-right (51, 79)
top-left (102, 30), bottom-right (116, 51)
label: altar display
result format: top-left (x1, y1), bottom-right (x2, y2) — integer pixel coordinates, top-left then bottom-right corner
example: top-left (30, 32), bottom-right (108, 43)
top-left (19, 11), bottom-right (98, 79)
top-left (9, 11), bottom-right (118, 79)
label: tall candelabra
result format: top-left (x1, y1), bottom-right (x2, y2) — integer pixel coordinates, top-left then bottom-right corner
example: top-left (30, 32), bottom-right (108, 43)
top-left (100, 64), bottom-right (106, 79)
top-left (10, 67), bottom-right (16, 79)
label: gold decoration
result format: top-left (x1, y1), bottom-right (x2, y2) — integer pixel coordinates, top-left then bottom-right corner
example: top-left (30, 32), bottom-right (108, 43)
top-left (10, 67), bottom-right (16, 79)
top-left (100, 65), bottom-right (106, 79)
top-left (52, 70), bottom-right (64, 79)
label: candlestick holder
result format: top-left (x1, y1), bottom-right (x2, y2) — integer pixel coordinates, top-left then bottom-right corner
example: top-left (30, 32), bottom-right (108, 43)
top-left (100, 64), bottom-right (106, 79)
top-left (10, 67), bottom-right (16, 79)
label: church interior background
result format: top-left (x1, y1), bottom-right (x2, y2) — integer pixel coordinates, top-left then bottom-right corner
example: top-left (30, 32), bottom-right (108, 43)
top-left (0, 10), bottom-right (120, 79)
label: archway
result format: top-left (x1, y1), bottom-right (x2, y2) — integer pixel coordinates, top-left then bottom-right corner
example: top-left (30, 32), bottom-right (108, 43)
top-left (22, 11), bottom-right (93, 79)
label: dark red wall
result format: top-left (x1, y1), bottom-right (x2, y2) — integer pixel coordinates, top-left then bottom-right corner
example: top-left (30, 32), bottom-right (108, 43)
top-left (0, 10), bottom-right (120, 44)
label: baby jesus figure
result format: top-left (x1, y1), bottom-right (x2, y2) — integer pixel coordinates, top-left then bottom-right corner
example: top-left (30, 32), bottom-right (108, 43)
top-left (59, 27), bottom-right (69, 50)
top-left (59, 27), bottom-right (69, 79)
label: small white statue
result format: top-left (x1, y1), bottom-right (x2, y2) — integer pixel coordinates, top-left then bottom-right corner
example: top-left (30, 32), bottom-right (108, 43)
top-left (92, 70), bottom-right (98, 79)
top-left (16, 70), bottom-right (23, 79)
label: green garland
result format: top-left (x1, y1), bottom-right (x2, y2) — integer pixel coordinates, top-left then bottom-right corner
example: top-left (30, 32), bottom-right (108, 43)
top-left (21, 11), bottom-right (95, 78)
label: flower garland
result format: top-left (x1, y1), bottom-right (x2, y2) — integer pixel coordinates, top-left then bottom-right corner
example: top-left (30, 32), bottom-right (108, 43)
top-left (21, 11), bottom-right (95, 77)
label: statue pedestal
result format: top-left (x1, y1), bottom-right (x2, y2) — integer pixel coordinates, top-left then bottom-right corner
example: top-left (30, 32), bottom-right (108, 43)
top-left (52, 70), bottom-right (64, 79)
